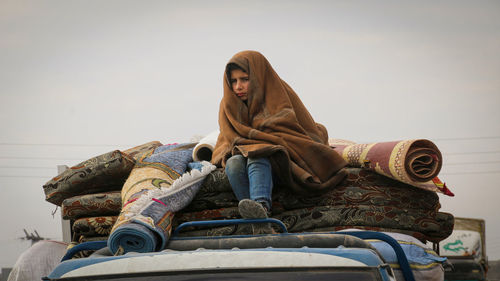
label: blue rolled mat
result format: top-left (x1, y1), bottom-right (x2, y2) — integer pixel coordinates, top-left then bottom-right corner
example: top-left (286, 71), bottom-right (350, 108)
top-left (108, 223), bottom-right (159, 254)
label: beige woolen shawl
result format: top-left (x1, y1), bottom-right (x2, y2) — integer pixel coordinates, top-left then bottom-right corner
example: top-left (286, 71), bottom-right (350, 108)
top-left (211, 50), bottom-right (347, 194)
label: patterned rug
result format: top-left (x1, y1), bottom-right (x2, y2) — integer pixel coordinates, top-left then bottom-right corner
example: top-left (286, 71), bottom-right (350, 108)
top-left (62, 191), bottom-right (121, 220)
top-left (72, 216), bottom-right (118, 241)
top-left (175, 167), bottom-right (453, 242)
top-left (43, 150), bottom-right (135, 206)
top-left (107, 143), bottom-right (216, 255)
top-left (185, 168), bottom-right (440, 214)
top-left (329, 139), bottom-right (453, 196)
top-left (174, 206), bottom-right (453, 243)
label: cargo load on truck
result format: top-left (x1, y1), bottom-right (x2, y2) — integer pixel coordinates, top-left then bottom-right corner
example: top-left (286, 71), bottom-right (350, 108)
top-left (27, 134), bottom-right (456, 281)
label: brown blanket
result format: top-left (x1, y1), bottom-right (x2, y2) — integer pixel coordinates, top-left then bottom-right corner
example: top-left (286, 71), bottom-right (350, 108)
top-left (211, 51), bottom-right (347, 194)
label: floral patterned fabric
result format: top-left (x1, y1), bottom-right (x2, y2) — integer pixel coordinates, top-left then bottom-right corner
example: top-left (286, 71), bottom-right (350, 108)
top-left (174, 206), bottom-right (453, 243)
top-left (175, 168), bottom-right (453, 242)
top-left (61, 191), bottom-right (121, 220)
top-left (274, 168), bottom-right (440, 214)
top-left (185, 168), bottom-right (440, 215)
top-left (43, 150), bottom-right (135, 206)
top-left (108, 143), bottom-right (216, 254)
top-left (72, 216), bottom-right (118, 241)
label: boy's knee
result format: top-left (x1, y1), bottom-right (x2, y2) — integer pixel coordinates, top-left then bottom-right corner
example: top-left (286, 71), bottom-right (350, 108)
top-left (225, 155), bottom-right (247, 174)
top-left (247, 157), bottom-right (271, 168)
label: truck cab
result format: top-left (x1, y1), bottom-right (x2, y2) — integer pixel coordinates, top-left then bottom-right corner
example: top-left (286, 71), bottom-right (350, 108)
top-left (439, 217), bottom-right (487, 281)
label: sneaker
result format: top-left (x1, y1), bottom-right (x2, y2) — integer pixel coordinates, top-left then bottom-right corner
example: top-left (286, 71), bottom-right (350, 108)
top-left (238, 199), bottom-right (269, 219)
top-left (238, 199), bottom-right (275, 235)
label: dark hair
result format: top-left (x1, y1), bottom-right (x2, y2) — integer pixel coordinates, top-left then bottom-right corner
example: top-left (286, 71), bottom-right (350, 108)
top-left (226, 63), bottom-right (246, 80)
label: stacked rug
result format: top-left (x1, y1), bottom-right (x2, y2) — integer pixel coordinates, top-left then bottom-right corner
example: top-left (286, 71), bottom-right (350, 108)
top-left (42, 141), bottom-right (163, 247)
top-left (174, 167), bottom-right (454, 243)
top-left (173, 137), bottom-right (454, 244)
top-left (42, 136), bottom-right (454, 265)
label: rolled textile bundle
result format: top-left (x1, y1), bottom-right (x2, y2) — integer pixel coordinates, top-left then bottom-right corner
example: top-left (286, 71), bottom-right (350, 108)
top-left (329, 139), bottom-right (453, 196)
top-left (108, 143), bottom-right (216, 255)
top-left (192, 130), bottom-right (219, 161)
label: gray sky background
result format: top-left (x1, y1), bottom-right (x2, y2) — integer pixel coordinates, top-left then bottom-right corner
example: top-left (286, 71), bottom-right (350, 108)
top-left (1, 0), bottom-right (499, 267)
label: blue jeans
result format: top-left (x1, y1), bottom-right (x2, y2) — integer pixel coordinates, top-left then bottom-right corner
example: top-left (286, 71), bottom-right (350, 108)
top-left (225, 155), bottom-right (273, 210)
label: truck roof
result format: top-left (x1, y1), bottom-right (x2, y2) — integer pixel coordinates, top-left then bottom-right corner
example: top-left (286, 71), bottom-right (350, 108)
top-left (45, 220), bottom-right (420, 281)
top-left (47, 247), bottom-right (391, 280)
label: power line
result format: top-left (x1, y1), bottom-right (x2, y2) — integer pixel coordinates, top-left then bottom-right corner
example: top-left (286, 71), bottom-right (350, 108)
top-left (0, 160), bottom-right (491, 170)
top-left (0, 175), bottom-right (50, 178)
top-left (0, 166), bottom-right (54, 169)
top-left (0, 156), bottom-right (84, 160)
top-left (444, 151), bottom-right (500, 155)
top-left (5, 136), bottom-right (496, 146)
top-left (446, 160), bottom-right (500, 166)
top-left (0, 143), bottom-right (133, 147)
top-left (432, 136), bottom-right (500, 141)
top-left (440, 171), bottom-right (500, 175)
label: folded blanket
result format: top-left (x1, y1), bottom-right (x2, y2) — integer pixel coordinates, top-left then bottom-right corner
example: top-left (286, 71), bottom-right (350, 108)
top-left (176, 167), bottom-right (453, 242)
top-left (43, 150), bottom-right (135, 206)
top-left (108, 143), bottom-right (216, 254)
top-left (62, 191), bottom-right (121, 220)
top-left (175, 204), bottom-right (452, 242)
top-left (275, 168), bottom-right (440, 213)
top-left (174, 206), bottom-right (453, 243)
top-left (184, 168), bottom-right (440, 215)
top-left (329, 139), bottom-right (453, 196)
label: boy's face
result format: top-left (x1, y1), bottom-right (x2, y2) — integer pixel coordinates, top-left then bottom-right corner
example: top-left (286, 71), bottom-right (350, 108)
top-left (229, 69), bottom-right (249, 101)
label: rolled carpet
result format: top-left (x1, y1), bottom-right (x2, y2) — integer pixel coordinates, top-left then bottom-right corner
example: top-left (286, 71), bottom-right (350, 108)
top-left (329, 139), bottom-right (453, 196)
top-left (107, 223), bottom-right (158, 253)
top-left (108, 143), bottom-right (216, 255)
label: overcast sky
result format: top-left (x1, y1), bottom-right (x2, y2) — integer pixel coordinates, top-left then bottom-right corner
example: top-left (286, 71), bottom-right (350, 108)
top-left (1, 0), bottom-right (499, 268)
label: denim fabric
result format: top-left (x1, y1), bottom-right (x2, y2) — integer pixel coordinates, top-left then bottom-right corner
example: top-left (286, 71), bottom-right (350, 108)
top-left (225, 155), bottom-right (273, 209)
